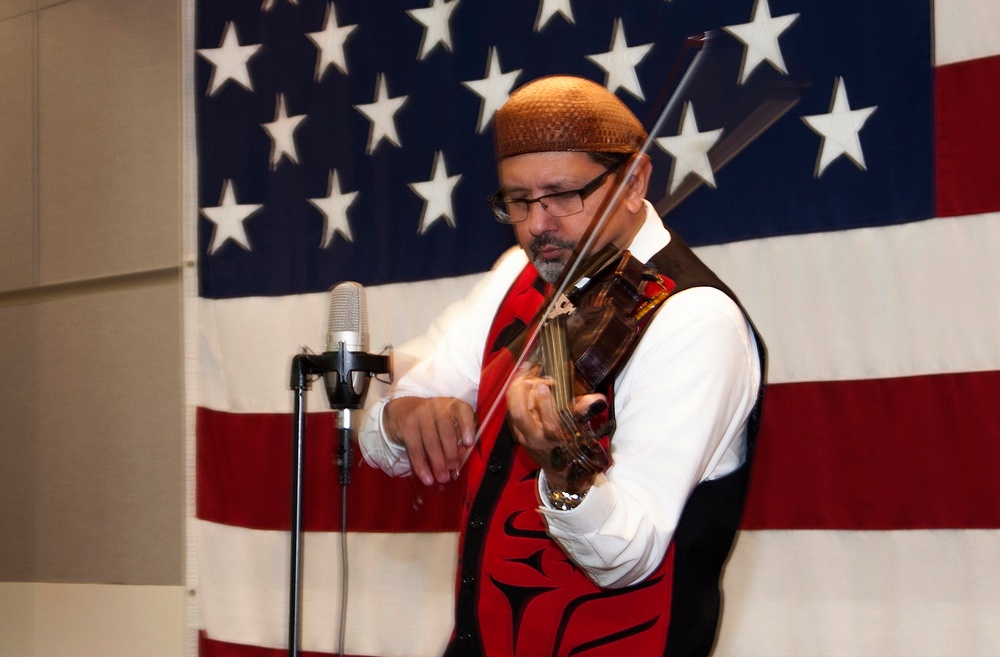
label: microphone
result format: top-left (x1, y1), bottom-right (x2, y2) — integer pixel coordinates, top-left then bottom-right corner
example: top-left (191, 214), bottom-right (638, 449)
top-left (321, 281), bottom-right (391, 485)
top-left (323, 281), bottom-right (371, 410)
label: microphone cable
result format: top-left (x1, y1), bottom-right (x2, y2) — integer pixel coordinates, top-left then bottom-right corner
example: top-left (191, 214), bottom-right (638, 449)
top-left (337, 476), bottom-right (349, 657)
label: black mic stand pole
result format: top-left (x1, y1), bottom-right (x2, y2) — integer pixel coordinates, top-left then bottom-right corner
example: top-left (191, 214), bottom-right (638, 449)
top-left (288, 354), bottom-right (322, 657)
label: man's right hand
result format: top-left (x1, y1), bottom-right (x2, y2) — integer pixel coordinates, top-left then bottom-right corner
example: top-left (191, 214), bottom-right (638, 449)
top-left (383, 397), bottom-right (476, 486)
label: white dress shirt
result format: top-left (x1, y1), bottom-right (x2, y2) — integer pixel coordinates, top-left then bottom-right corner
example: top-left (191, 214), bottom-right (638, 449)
top-left (358, 201), bottom-right (761, 588)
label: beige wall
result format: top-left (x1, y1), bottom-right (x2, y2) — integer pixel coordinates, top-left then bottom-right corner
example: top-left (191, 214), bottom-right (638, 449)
top-left (0, 0), bottom-right (187, 654)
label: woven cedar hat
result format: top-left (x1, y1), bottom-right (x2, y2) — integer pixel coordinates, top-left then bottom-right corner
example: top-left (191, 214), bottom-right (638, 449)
top-left (494, 75), bottom-right (647, 160)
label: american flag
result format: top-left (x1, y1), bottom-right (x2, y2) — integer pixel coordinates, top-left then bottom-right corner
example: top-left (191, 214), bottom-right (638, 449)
top-left (191, 0), bottom-right (1000, 655)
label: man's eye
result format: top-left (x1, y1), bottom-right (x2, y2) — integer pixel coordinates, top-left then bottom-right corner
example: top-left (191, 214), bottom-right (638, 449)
top-left (543, 191), bottom-right (579, 205)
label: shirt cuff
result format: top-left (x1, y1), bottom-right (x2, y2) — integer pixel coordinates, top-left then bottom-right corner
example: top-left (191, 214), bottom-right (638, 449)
top-left (359, 399), bottom-right (411, 477)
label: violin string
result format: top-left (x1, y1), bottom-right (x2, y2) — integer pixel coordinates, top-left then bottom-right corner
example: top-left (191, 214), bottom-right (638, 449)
top-left (551, 318), bottom-right (586, 464)
top-left (541, 317), bottom-right (567, 412)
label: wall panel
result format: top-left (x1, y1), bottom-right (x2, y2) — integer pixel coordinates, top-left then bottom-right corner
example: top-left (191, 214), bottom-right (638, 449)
top-left (0, 11), bottom-right (36, 292)
top-left (34, 280), bottom-right (183, 584)
top-left (0, 0), bottom-right (32, 21)
top-left (37, 0), bottom-right (181, 284)
top-left (0, 303), bottom-right (39, 581)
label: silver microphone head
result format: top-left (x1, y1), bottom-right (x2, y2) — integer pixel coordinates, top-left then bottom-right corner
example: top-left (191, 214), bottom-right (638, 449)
top-left (326, 281), bottom-right (368, 353)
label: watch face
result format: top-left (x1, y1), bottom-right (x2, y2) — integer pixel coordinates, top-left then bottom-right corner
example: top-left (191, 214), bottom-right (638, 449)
top-left (549, 489), bottom-right (586, 510)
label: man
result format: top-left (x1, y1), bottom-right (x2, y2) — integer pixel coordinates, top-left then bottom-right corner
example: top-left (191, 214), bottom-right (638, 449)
top-left (359, 75), bottom-right (765, 657)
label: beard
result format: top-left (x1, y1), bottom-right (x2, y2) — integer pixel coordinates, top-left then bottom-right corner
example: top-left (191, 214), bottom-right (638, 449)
top-left (529, 234), bottom-right (577, 284)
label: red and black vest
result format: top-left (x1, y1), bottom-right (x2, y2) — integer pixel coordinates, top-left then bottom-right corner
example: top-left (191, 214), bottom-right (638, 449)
top-left (444, 230), bottom-right (767, 657)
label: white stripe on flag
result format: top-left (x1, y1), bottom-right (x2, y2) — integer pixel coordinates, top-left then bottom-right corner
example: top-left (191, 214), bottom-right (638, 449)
top-left (196, 519), bottom-right (457, 655)
top-left (716, 529), bottom-right (1000, 656)
top-left (196, 272), bottom-right (486, 414)
top-left (197, 522), bottom-right (1000, 657)
top-left (698, 211), bottom-right (1000, 384)
top-left (934, 0), bottom-right (1000, 65)
top-left (197, 212), bottom-right (1000, 414)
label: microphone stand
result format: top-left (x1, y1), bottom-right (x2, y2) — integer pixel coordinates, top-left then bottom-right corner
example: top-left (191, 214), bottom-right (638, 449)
top-left (287, 354), bottom-right (323, 657)
top-left (286, 350), bottom-right (390, 657)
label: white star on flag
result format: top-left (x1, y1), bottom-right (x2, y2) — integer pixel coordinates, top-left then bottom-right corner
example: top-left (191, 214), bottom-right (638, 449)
top-left (355, 74), bottom-right (408, 154)
top-left (462, 47), bottom-right (523, 133)
top-left (261, 94), bottom-right (307, 168)
top-left (196, 22), bottom-right (261, 95)
top-left (410, 151), bottom-right (462, 234)
top-left (201, 180), bottom-right (262, 254)
top-left (407, 0), bottom-right (459, 60)
top-left (802, 77), bottom-right (877, 176)
top-left (534, 0), bottom-right (575, 31)
top-left (586, 18), bottom-right (654, 101)
top-left (310, 170), bottom-right (358, 247)
top-left (307, 2), bottom-right (358, 78)
top-left (723, 0), bottom-right (799, 84)
top-left (655, 101), bottom-right (724, 194)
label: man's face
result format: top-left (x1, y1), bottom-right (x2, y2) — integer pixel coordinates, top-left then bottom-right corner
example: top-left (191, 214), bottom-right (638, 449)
top-left (497, 151), bottom-right (645, 283)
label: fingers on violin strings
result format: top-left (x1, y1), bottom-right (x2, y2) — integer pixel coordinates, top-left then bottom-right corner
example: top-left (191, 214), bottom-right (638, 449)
top-left (531, 382), bottom-right (566, 440)
top-left (505, 378), bottom-right (538, 444)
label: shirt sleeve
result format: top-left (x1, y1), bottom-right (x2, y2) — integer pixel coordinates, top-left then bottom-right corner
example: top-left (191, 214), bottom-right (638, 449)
top-left (357, 248), bottom-right (528, 475)
top-left (538, 286), bottom-right (762, 588)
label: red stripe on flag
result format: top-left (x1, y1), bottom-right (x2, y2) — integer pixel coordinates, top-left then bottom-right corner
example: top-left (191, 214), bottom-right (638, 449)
top-left (196, 406), bottom-right (463, 531)
top-left (743, 370), bottom-right (1000, 530)
top-left (200, 371), bottom-right (1000, 533)
top-left (936, 54), bottom-right (1000, 218)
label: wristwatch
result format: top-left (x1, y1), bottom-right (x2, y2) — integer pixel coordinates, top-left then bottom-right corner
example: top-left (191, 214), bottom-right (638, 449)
top-left (546, 485), bottom-right (588, 511)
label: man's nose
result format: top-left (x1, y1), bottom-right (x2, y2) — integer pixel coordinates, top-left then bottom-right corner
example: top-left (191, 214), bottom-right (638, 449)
top-left (525, 201), bottom-right (559, 236)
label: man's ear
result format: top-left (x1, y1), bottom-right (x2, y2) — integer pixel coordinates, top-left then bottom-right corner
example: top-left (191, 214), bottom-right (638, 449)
top-left (625, 155), bottom-right (652, 213)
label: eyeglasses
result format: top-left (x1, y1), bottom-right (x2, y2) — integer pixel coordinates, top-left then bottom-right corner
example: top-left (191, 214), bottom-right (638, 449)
top-left (489, 159), bottom-right (627, 224)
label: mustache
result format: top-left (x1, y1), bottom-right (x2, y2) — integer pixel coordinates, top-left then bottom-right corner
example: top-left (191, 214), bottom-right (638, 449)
top-left (529, 234), bottom-right (576, 260)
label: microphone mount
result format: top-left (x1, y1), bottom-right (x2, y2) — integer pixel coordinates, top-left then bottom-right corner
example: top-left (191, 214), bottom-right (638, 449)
top-left (292, 346), bottom-right (392, 409)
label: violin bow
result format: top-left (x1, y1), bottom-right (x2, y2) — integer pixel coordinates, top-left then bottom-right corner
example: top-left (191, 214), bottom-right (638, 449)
top-left (472, 30), bottom-right (807, 447)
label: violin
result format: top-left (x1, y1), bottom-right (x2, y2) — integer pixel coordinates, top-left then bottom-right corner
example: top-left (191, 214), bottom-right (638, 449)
top-left (534, 243), bottom-right (675, 489)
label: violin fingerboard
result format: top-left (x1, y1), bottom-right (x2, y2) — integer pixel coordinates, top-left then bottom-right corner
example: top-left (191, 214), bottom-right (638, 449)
top-left (540, 315), bottom-right (574, 413)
